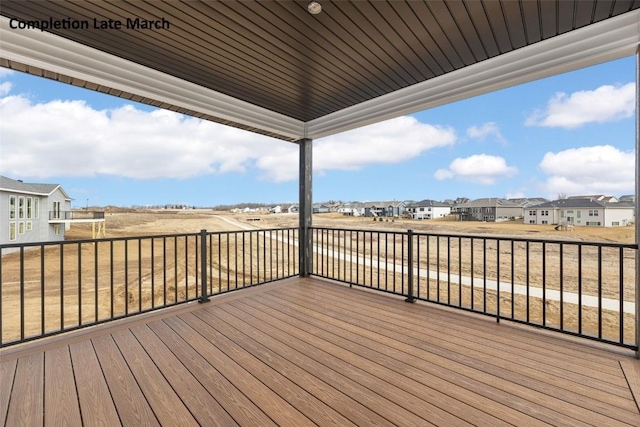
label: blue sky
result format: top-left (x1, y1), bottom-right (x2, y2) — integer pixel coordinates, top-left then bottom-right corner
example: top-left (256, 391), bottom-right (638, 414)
top-left (0, 56), bottom-right (635, 208)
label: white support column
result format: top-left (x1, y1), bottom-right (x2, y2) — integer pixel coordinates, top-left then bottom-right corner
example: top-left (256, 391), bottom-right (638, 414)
top-left (299, 138), bottom-right (312, 276)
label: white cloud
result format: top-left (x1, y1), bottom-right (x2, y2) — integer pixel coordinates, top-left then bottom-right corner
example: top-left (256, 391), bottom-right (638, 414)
top-left (505, 191), bottom-right (525, 199)
top-left (538, 145), bottom-right (634, 196)
top-left (0, 95), bottom-right (456, 182)
top-left (0, 69), bottom-right (15, 78)
top-left (526, 83), bottom-right (635, 129)
top-left (466, 122), bottom-right (504, 143)
top-left (239, 116), bottom-right (456, 182)
top-left (0, 95), bottom-right (282, 179)
top-left (0, 82), bottom-right (12, 96)
top-left (435, 154), bottom-right (517, 185)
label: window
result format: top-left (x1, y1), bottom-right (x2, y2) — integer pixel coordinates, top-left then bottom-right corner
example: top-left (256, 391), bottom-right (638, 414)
top-left (486, 208), bottom-right (491, 213)
top-left (26, 221), bottom-right (32, 231)
top-left (612, 222), bottom-right (620, 226)
top-left (9, 223), bottom-right (16, 241)
top-left (560, 210), bottom-right (564, 218)
top-left (588, 210), bottom-right (599, 216)
top-left (529, 220), bottom-right (535, 224)
top-left (18, 196), bottom-right (24, 219)
top-left (9, 195), bottom-right (16, 219)
top-left (27, 197), bottom-right (32, 219)
top-left (541, 210), bottom-right (549, 216)
top-left (53, 225), bottom-right (61, 235)
top-left (18, 222), bottom-right (24, 235)
top-left (542, 221), bottom-right (548, 224)
top-left (529, 210), bottom-right (535, 216)
top-left (53, 201), bottom-right (61, 219)
top-left (34, 198), bottom-right (39, 219)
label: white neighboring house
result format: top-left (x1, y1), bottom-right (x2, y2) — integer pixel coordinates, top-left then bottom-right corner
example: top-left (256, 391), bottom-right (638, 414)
top-left (269, 205), bottom-right (282, 214)
top-left (1, 176), bottom-right (71, 246)
top-left (339, 202), bottom-right (366, 217)
top-left (406, 200), bottom-right (451, 219)
top-left (524, 198), bottom-right (635, 227)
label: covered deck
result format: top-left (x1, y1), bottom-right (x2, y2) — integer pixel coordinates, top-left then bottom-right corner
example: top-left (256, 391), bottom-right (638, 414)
top-left (2, 277), bottom-right (639, 426)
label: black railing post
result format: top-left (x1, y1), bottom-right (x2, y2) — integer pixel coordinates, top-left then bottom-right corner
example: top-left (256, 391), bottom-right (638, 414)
top-left (405, 229), bottom-right (416, 303)
top-left (199, 229), bottom-right (210, 303)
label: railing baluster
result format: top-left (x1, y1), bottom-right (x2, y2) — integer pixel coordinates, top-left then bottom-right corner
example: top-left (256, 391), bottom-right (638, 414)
top-left (60, 245), bottom-right (64, 331)
top-left (620, 246), bottom-right (624, 345)
top-left (447, 236), bottom-right (451, 305)
top-left (78, 242), bottom-right (82, 327)
top-left (41, 245), bottom-right (46, 335)
top-left (542, 242), bottom-right (546, 326)
top-left (496, 239), bottom-right (500, 322)
top-left (406, 230), bottom-right (415, 303)
top-left (598, 245), bottom-right (602, 339)
top-left (200, 230), bottom-right (209, 303)
top-left (21, 247), bottom-right (25, 340)
top-left (578, 245), bottom-right (582, 335)
top-left (560, 243), bottom-right (564, 331)
top-left (163, 237), bottom-right (167, 306)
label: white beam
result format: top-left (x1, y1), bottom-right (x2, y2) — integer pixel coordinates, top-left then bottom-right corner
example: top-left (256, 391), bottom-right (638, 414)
top-left (307, 10), bottom-right (640, 140)
top-left (0, 16), bottom-right (305, 141)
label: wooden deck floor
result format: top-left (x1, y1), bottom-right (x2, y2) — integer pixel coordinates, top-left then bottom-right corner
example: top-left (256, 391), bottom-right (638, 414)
top-left (1, 276), bottom-right (640, 426)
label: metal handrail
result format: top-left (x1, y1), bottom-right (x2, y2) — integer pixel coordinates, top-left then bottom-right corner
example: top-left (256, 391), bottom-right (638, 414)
top-left (310, 226), bottom-right (638, 350)
top-left (0, 227), bottom-right (299, 347)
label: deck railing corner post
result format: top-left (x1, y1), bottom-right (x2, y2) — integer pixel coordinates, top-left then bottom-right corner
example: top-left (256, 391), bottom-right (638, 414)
top-left (405, 229), bottom-right (416, 303)
top-left (199, 229), bottom-right (210, 303)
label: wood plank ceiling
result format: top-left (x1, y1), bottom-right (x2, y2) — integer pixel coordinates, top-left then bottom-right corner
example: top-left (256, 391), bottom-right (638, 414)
top-left (1, 0), bottom-right (639, 139)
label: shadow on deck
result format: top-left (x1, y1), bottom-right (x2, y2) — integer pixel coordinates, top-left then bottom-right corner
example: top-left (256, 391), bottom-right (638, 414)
top-left (1, 277), bottom-right (639, 426)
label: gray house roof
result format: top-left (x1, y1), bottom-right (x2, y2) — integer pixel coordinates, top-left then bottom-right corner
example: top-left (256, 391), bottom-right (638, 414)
top-left (532, 199), bottom-right (635, 209)
top-left (409, 199), bottom-right (450, 208)
top-left (456, 198), bottom-right (520, 208)
top-left (0, 175), bottom-right (70, 199)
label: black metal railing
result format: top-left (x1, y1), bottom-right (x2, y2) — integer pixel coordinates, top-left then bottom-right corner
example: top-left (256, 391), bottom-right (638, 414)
top-left (0, 227), bottom-right (298, 347)
top-left (310, 226), bottom-right (637, 350)
top-left (49, 211), bottom-right (106, 220)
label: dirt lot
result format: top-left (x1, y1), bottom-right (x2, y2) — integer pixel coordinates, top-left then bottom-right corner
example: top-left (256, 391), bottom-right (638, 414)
top-left (1, 210), bottom-right (636, 345)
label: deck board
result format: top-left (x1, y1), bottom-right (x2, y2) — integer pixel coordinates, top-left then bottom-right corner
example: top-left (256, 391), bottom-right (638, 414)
top-left (110, 329), bottom-right (199, 426)
top-left (91, 334), bottom-right (160, 427)
top-left (277, 283), bottom-right (637, 412)
top-left (0, 358), bottom-right (16, 426)
top-left (1, 277), bottom-right (639, 426)
top-left (44, 346), bottom-right (82, 426)
top-left (5, 353), bottom-right (43, 427)
top-left (69, 340), bottom-right (121, 426)
top-left (260, 285), bottom-right (635, 426)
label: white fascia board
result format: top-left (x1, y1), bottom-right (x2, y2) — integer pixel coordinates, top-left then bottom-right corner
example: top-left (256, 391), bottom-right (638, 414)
top-left (307, 10), bottom-right (640, 140)
top-left (0, 17), bottom-right (305, 141)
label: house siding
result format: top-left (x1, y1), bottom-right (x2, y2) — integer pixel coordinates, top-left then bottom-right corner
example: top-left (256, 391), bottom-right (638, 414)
top-left (1, 179), bottom-right (72, 248)
top-left (603, 208), bottom-right (635, 227)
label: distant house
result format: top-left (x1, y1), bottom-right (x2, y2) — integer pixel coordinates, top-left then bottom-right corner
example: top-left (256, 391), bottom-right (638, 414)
top-left (312, 203), bottom-right (330, 214)
top-left (453, 198), bottom-right (526, 222)
top-left (364, 201), bottom-right (406, 217)
top-left (339, 202), bottom-right (366, 217)
top-left (406, 200), bottom-right (451, 219)
top-left (524, 198), bottom-right (635, 227)
top-left (269, 205), bottom-right (282, 214)
top-left (1, 176), bottom-right (74, 246)
top-left (287, 205), bottom-right (298, 214)
top-left (619, 195), bottom-right (635, 203)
